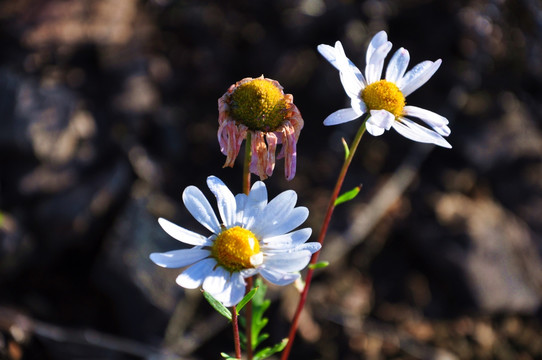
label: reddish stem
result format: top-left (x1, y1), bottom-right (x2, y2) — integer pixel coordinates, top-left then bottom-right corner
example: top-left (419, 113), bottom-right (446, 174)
top-left (232, 306), bottom-right (242, 359)
top-left (280, 118), bottom-right (367, 360)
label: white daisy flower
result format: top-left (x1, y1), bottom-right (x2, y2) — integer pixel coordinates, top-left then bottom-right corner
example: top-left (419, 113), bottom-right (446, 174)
top-left (150, 176), bottom-right (321, 307)
top-left (318, 30), bottom-right (451, 148)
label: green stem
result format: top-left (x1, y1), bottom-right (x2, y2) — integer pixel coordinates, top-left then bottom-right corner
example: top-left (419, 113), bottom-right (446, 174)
top-left (232, 306), bottom-right (242, 359)
top-left (243, 131), bottom-right (252, 195)
top-left (280, 116), bottom-right (368, 360)
top-left (243, 132), bottom-right (254, 359)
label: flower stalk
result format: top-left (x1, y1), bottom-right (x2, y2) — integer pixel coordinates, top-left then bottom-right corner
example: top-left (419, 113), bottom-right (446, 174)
top-left (243, 134), bottom-right (254, 360)
top-left (281, 116), bottom-right (368, 360)
top-left (232, 305), bottom-right (242, 359)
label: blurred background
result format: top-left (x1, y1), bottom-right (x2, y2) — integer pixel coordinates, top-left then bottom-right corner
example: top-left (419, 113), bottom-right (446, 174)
top-left (1, 0), bottom-right (542, 359)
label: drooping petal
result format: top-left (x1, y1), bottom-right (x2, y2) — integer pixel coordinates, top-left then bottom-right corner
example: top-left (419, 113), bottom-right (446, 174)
top-left (150, 248), bottom-right (210, 268)
top-left (158, 218), bottom-right (213, 246)
top-left (263, 228), bottom-right (313, 249)
top-left (264, 250), bottom-right (313, 273)
top-left (323, 108), bottom-right (361, 126)
top-left (398, 59), bottom-right (442, 97)
top-left (176, 258), bottom-right (216, 289)
top-left (366, 109), bottom-right (395, 136)
top-left (259, 268), bottom-right (300, 286)
top-left (278, 122), bottom-right (297, 181)
top-left (265, 132), bottom-right (278, 177)
top-left (393, 118), bottom-right (452, 148)
top-left (218, 120), bottom-right (246, 168)
top-left (183, 185), bottom-right (221, 234)
top-left (249, 131), bottom-right (268, 180)
top-left (285, 101), bottom-right (304, 141)
top-left (385, 47), bottom-right (410, 83)
top-left (207, 176), bottom-right (236, 227)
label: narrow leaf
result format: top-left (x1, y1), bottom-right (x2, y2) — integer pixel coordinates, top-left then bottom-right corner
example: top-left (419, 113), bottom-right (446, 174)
top-left (341, 137), bottom-right (350, 160)
top-left (202, 290), bottom-right (232, 321)
top-left (308, 261), bottom-right (330, 270)
top-left (236, 287), bottom-right (259, 314)
top-left (220, 352), bottom-right (238, 359)
top-left (334, 185), bottom-right (361, 206)
top-left (254, 338), bottom-right (288, 360)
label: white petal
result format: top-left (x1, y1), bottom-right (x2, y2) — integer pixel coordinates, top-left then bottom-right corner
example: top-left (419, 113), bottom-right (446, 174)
top-left (295, 242), bottom-right (321, 254)
top-left (264, 250), bottom-right (312, 273)
top-left (183, 185), bottom-right (221, 233)
top-left (351, 98), bottom-right (367, 115)
top-left (434, 124), bottom-right (451, 137)
top-left (365, 41), bottom-right (392, 84)
top-left (259, 207), bottom-right (309, 238)
top-left (250, 189), bottom-right (296, 235)
top-left (176, 258), bottom-right (216, 289)
top-left (317, 43), bottom-right (341, 71)
top-left (259, 268), bottom-right (300, 286)
top-left (202, 266), bottom-right (229, 295)
top-left (150, 248), bottom-right (210, 268)
top-left (207, 176), bottom-right (236, 227)
top-left (385, 47), bottom-right (410, 83)
top-left (366, 120), bottom-right (385, 136)
top-left (366, 109), bottom-right (395, 136)
top-left (365, 31), bottom-right (388, 67)
top-left (263, 228), bottom-right (312, 250)
top-left (234, 193), bottom-right (247, 226)
top-left (398, 59), bottom-right (442, 97)
top-left (403, 105), bottom-right (450, 135)
top-left (243, 181), bottom-right (267, 230)
top-left (215, 272), bottom-right (246, 307)
top-left (340, 71), bottom-right (364, 100)
top-left (323, 108), bottom-right (361, 126)
top-left (158, 218), bottom-right (212, 246)
top-left (392, 118), bottom-right (452, 148)
top-left (334, 42), bottom-right (365, 97)
top-left (240, 268), bottom-right (259, 278)
top-left (318, 42), bottom-right (367, 86)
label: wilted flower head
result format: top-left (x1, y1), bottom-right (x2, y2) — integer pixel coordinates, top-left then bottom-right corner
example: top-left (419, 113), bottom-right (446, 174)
top-left (150, 176), bottom-right (320, 307)
top-left (218, 76), bottom-right (304, 180)
top-left (318, 31), bottom-right (451, 148)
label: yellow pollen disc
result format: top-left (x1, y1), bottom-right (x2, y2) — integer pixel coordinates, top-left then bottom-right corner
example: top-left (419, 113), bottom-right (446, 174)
top-left (230, 78), bottom-right (287, 131)
top-left (361, 80), bottom-right (406, 118)
top-left (211, 226), bottom-right (261, 272)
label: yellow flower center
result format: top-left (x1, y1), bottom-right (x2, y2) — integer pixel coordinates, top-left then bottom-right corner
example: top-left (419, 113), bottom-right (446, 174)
top-left (211, 226), bottom-right (262, 272)
top-left (361, 80), bottom-right (406, 118)
top-left (230, 78), bottom-right (287, 131)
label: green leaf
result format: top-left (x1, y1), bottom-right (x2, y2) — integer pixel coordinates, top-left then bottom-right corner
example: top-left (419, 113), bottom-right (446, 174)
top-left (308, 261), bottom-right (329, 270)
top-left (236, 287), bottom-right (259, 314)
top-left (220, 352), bottom-right (238, 359)
top-left (202, 290), bottom-right (232, 321)
top-left (334, 185), bottom-right (361, 206)
top-left (254, 338), bottom-right (288, 360)
top-left (341, 137), bottom-right (350, 160)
